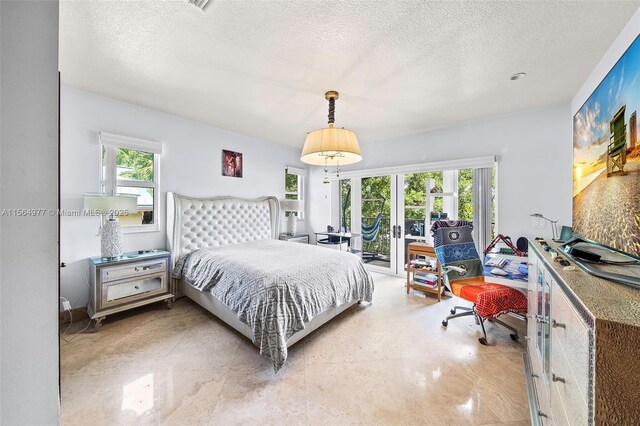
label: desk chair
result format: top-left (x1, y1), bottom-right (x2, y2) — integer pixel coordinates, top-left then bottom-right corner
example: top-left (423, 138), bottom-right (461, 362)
top-left (431, 220), bottom-right (527, 345)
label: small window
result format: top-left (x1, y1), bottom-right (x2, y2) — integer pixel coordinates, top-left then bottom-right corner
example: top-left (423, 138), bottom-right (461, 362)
top-left (339, 179), bottom-right (351, 232)
top-left (99, 132), bottom-right (162, 232)
top-left (285, 166), bottom-right (306, 220)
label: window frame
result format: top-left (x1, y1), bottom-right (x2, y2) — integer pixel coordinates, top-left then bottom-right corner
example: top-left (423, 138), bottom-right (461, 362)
top-left (99, 132), bottom-right (162, 233)
top-left (285, 166), bottom-right (306, 221)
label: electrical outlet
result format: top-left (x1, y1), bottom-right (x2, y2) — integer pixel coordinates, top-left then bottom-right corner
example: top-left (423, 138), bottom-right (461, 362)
top-left (62, 300), bottom-right (72, 311)
top-left (532, 218), bottom-right (545, 229)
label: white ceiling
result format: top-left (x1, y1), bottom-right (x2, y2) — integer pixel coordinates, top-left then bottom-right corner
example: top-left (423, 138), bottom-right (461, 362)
top-left (60, 1), bottom-right (640, 148)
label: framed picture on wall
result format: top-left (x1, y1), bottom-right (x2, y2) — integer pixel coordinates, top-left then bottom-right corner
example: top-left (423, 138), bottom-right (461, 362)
top-left (222, 149), bottom-right (243, 178)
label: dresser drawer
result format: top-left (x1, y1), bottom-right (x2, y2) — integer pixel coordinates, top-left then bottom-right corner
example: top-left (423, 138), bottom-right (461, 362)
top-left (551, 286), bottom-right (590, 402)
top-left (100, 273), bottom-right (167, 309)
top-left (532, 373), bottom-right (552, 424)
top-left (551, 329), bottom-right (589, 424)
top-left (550, 379), bottom-right (570, 426)
top-left (101, 258), bottom-right (168, 283)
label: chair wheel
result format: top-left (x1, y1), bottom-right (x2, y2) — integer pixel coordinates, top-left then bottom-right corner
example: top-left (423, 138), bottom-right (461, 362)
top-left (442, 320), bottom-right (448, 327)
top-left (510, 333), bottom-right (519, 341)
top-left (478, 337), bottom-right (488, 345)
top-left (450, 308), bottom-right (456, 315)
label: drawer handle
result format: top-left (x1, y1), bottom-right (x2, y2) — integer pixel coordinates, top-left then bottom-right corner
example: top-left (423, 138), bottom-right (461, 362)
top-left (531, 373), bottom-right (539, 378)
top-left (134, 285), bottom-right (140, 290)
top-left (552, 319), bottom-right (565, 329)
top-left (535, 314), bottom-right (548, 324)
top-left (135, 267), bottom-right (140, 272)
top-left (524, 336), bottom-right (531, 341)
top-left (528, 262), bottom-right (534, 266)
top-left (538, 410), bottom-right (548, 418)
top-left (552, 373), bottom-right (566, 383)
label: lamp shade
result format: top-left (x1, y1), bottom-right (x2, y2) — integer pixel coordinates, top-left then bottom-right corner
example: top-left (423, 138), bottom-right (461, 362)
top-left (280, 199), bottom-right (301, 212)
top-left (84, 194), bottom-right (138, 259)
top-left (300, 124), bottom-right (362, 166)
top-left (84, 193), bottom-right (139, 215)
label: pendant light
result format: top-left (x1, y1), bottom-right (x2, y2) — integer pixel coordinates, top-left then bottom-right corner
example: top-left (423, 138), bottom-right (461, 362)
top-left (300, 91), bottom-right (362, 182)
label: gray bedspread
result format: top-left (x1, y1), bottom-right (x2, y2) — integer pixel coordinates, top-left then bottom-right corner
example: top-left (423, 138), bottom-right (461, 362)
top-left (173, 239), bottom-right (374, 371)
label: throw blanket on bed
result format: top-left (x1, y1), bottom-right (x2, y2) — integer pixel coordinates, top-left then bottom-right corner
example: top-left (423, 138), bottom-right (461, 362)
top-left (173, 239), bottom-right (374, 371)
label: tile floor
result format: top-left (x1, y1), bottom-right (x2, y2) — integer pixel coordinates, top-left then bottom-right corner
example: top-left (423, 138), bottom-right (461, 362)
top-left (60, 272), bottom-right (530, 425)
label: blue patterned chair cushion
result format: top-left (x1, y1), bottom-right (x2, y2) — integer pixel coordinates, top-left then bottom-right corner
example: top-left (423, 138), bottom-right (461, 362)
top-left (431, 220), bottom-right (483, 279)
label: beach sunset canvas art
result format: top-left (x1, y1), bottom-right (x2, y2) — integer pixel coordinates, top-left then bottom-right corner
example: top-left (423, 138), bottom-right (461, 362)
top-left (573, 34), bottom-right (640, 256)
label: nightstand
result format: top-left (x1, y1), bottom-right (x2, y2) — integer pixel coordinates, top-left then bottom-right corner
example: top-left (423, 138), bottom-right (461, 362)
top-left (88, 250), bottom-right (173, 331)
top-left (279, 233), bottom-right (310, 244)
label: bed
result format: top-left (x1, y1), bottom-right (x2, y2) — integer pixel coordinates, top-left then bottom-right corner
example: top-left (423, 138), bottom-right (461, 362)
top-left (167, 192), bottom-right (374, 371)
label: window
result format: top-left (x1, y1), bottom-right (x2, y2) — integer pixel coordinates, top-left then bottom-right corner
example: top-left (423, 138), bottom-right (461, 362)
top-left (285, 166), bottom-right (306, 220)
top-left (338, 179), bottom-right (351, 232)
top-left (99, 132), bottom-right (162, 232)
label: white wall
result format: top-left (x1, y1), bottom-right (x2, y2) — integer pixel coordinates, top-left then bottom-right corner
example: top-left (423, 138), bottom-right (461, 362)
top-left (309, 102), bottom-right (573, 243)
top-left (0, 1), bottom-right (60, 424)
top-left (60, 87), bottom-right (307, 308)
top-left (573, 7), bottom-right (640, 114)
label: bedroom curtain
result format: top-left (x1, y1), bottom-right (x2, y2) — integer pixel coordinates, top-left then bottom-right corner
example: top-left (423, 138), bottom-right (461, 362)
top-left (472, 167), bottom-right (493, 254)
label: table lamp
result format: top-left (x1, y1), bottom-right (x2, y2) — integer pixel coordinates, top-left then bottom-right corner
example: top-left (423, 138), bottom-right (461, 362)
top-left (280, 199), bottom-right (301, 236)
top-left (530, 213), bottom-right (558, 240)
top-left (84, 193), bottom-right (138, 259)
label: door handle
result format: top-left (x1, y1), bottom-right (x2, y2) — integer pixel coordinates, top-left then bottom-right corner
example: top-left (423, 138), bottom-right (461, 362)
top-left (535, 315), bottom-right (548, 324)
top-left (392, 225), bottom-right (397, 238)
top-left (397, 225), bottom-right (401, 238)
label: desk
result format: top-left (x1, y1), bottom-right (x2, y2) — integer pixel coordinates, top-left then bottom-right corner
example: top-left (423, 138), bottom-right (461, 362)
top-left (483, 253), bottom-right (528, 290)
top-left (314, 232), bottom-right (362, 256)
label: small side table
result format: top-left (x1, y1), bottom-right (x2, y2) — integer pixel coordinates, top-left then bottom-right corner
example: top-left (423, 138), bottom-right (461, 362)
top-left (89, 250), bottom-right (173, 331)
top-left (279, 233), bottom-right (310, 244)
top-left (314, 231), bottom-right (363, 257)
top-left (406, 242), bottom-right (444, 301)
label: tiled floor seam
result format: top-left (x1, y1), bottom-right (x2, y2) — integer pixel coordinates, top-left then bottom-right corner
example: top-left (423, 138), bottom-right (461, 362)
top-left (373, 360), bottom-right (415, 425)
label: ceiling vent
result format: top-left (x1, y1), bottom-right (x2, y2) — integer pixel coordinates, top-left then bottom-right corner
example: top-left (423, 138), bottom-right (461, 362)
top-left (187, 0), bottom-right (212, 12)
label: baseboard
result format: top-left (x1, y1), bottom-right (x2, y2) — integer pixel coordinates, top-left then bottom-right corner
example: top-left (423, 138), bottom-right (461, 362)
top-left (59, 307), bottom-right (88, 326)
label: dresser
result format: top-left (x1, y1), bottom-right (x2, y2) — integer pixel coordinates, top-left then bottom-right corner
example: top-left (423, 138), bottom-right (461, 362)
top-left (89, 250), bottom-right (173, 330)
top-left (525, 240), bottom-right (640, 425)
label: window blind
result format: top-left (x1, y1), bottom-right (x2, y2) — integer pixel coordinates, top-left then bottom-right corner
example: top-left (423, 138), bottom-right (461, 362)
top-left (99, 132), bottom-right (163, 155)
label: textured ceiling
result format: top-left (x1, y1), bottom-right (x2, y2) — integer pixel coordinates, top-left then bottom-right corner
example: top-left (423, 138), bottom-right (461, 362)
top-left (59, 1), bottom-right (640, 147)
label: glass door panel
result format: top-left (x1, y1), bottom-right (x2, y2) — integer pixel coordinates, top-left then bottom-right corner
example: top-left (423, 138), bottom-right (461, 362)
top-left (361, 176), bottom-right (392, 271)
top-left (457, 169), bottom-right (474, 222)
top-left (402, 171), bottom-right (458, 255)
top-left (403, 172), bottom-right (434, 272)
top-left (339, 166), bottom-right (492, 277)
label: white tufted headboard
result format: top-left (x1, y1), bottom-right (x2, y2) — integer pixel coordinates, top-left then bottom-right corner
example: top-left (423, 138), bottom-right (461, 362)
top-left (167, 193), bottom-right (280, 264)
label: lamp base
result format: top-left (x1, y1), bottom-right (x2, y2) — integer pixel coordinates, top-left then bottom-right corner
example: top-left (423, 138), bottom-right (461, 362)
top-left (287, 214), bottom-right (297, 236)
top-left (101, 218), bottom-right (124, 259)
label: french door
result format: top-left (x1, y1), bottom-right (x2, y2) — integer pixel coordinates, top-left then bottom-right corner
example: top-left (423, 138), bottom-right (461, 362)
top-left (342, 167), bottom-right (484, 276)
top-left (350, 174), bottom-right (405, 274)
